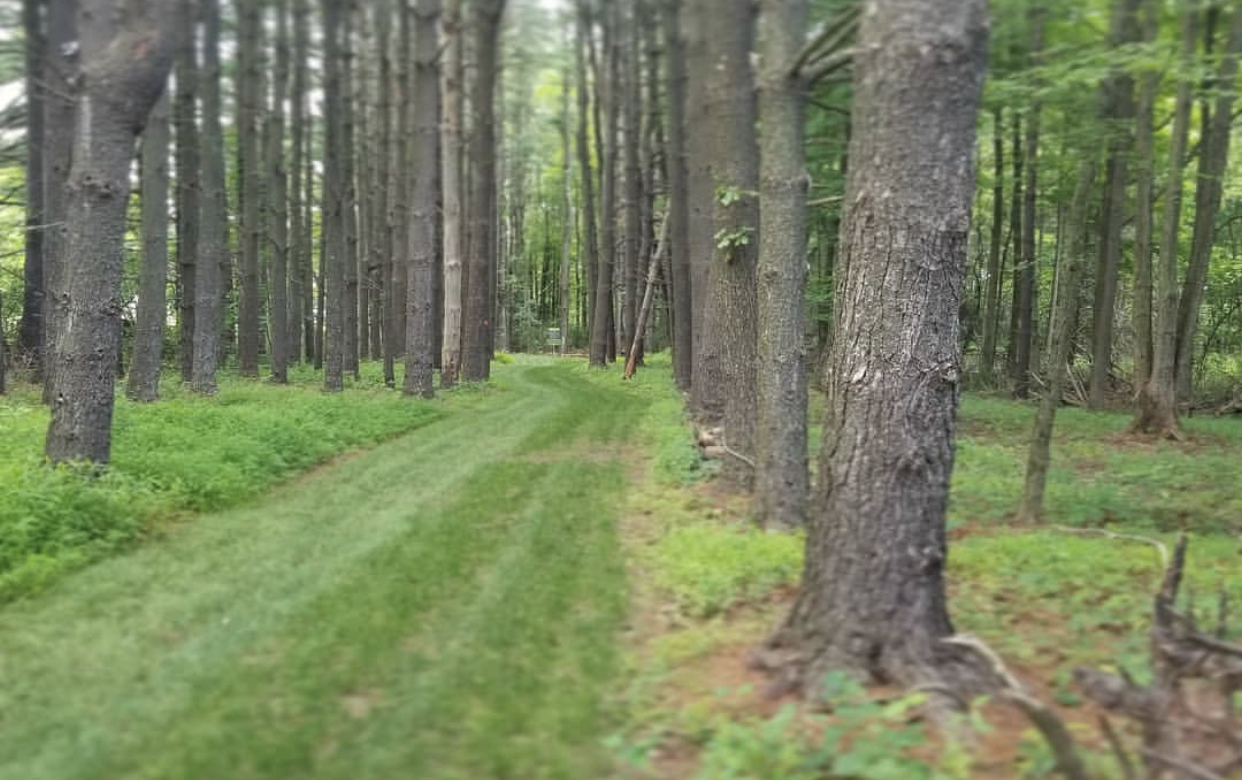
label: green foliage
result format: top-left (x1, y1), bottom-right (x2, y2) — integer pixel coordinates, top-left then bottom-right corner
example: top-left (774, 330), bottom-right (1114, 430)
top-left (493, 351), bottom-right (516, 365)
top-left (0, 365), bottom-right (443, 602)
top-left (649, 522), bottom-right (803, 617)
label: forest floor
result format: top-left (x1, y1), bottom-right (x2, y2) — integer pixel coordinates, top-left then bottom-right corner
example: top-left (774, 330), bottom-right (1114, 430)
top-left (1, 357), bottom-right (1240, 779)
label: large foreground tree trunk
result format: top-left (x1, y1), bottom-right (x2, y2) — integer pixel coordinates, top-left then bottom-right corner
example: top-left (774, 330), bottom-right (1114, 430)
top-left (440, 0), bottom-right (465, 387)
top-left (44, 0), bottom-right (178, 464)
top-left (763, 0), bottom-right (988, 692)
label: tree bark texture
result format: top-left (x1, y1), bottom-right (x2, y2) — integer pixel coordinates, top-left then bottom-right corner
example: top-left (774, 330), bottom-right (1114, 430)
top-left (44, 0), bottom-right (179, 464)
top-left (128, 91), bottom-right (171, 402)
top-left (268, 0), bottom-right (291, 383)
top-left (193, 0), bottom-right (226, 393)
top-left (404, 0), bottom-right (441, 398)
top-left (175, 2), bottom-right (200, 386)
top-left (685, 0), bottom-right (716, 411)
top-left (764, 0), bottom-right (989, 691)
top-left (322, 0), bottom-right (346, 391)
top-left (589, 1), bottom-right (620, 368)
top-left (1013, 7), bottom-right (1043, 400)
top-left (440, 0), bottom-right (465, 387)
top-left (236, 0), bottom-right (263, 378)
top-left (576, 0), bottom-right (600, 352)
top-left (979, 108), bottom-right (1003, 383)
top-left (1131, 0), bottom-right (1157, 391)
top-left (662, 0), bottom-right (692, 390)
top-left (41, 0), bottom-right (76, 404)
top-left (19, 0), bottom-right (46, 375)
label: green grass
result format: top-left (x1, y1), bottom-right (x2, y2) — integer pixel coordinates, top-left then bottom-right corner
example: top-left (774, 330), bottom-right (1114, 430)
top-left (0, 358), bottom-right (651, 780)
top-left (0, 362), bottom-right (446, 602)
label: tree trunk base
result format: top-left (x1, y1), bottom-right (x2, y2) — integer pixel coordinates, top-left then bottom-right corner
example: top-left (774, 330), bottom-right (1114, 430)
top-left (1130, 388), bottom-right (1183, 440)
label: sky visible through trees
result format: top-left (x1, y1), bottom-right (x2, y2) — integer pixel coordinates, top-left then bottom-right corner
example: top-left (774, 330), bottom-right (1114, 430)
top-left (0, 0), bottom-right (1241, 777)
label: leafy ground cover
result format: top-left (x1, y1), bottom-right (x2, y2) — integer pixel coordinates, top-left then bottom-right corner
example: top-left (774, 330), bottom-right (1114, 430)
top-left (0, 363), bottom-right (446, 602)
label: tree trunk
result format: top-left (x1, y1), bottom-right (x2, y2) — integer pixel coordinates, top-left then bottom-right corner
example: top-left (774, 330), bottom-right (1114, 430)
top-left (44, 0), bottom-right (178, 464)
top-left (621, 0), bottom-right (642, 355)
top-left (979, 107), bottom-right (1003, 383)
top-left (193, 0), bottom-right (226, 393)
top-left (1006, 114), bottom-right (1021, 379)
top-left (559, 38), bottom-right (574, 357)
top-left (236, 0), bottom-right (263, 378)
top-left (342, 8), bottom-right (360, 379)
top-left (322, 0), bottom-right (346, 391)
top-left (174, 4), bottom-right (200, 386)
top-left (1134, 2), bottom-right (1197, 436)
top-left (663, 0), bottom-right (692, 389)
top-left (625, 214), bottom-right (669, 379)
top-left (1175, 6), bottom-right (1242, 400)
top-left (700, 0), bottom-right (759, 487)
top-left (1019, 160), bottom-right (1098, 522)
top-left (41, 0), bottom-right (76, 405)
top-left (373, 0), bottom-right (392, 365)
top-left (128, 91), bottom-right (172, 402)
top-left (386, 0), bottom-right (410, 387)
top-left (576, 0), bottom-right (600, 352)
top-left (288, 0), bottom-right (308, 364)
top-left (1013, 8), bottom-right (1043, 400)
top-left (404, 0), bottom-right (441, 398)
top-left (685, 0), bottom-right (716, 411)
top-left (754, 0), bottom-right (810, 528)
top-left (267, 0), bottom-right (290, 383)
top-left (763, 0), bottom-right (989, 692)
top-left (1131, 0), bottom-right (1157, 391)
top-left (440, 0), bottom-right (465, 387)
top-left (589, 0), bottom-right (619, 368)
top-left (18, 0), bottom-right (45, 377)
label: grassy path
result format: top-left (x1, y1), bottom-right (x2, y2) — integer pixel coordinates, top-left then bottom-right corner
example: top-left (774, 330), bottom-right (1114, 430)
top-left (0, 360), bottom-right (650, 780)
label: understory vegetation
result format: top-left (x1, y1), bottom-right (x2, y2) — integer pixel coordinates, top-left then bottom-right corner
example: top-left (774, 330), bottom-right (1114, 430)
top-left (0, 364), bottom-right (447, 602)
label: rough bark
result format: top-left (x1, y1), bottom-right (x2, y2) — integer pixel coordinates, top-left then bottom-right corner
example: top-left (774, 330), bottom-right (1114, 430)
top-left (267, 0), bottom-right (290, 383)
top-left (440, 0), bottom-right (465, 387)
top-left (41, 0), bottom-right (76, 404)
top-left (559, 40), bottom-right (573, 357)
top-left (663, 0), bottom-right (692, 389)
top-left (373, 0), bottom-right (392, 366)
top-left (576, 0), bottom-right (600, 351)
top-left (755, 0), bottom-right (809, 528)
top-left (1013, 8), bottom-right (1043, 400)
top-left (1134, 2), bottom-right (1197, 437)
top-left (289, 0), bottom-right (308, 363)
top-left (1019, 161), bottom-right (1098, 522)
top-left (127, 91), bottom-right (171, 402)
top-left (342, 7), bottom-right (360, 378)
top-left (404, 0), bottom-right (440, 398)
top-left (979, 108), bottom-right (1003, 383)
top-left (193, 0), bottom-right (226, 394)
top-left (1006, 115), bottom-right (1021, 379)
top-left (322, 0), bottom-right (346, 391)
top-left (621, 0), bottom-right (642, 354)
top-left (387, 0), bottom-right (411, 387)
top-left (1175, 6), bottom-right (1242, 400)
top-left (236, 0), bottom-right (263, 378)
top-left (1131, 0), bottom-right (1157, 391)
top-left (18, 0), bottom-right (45, 376)
top-left (685, 0), bottom-right (716, 411)
top-left (589, 0), bottom-right (620, 368)
top-left (700, 0), bottom-right (759, 486)
top-left (762, 0), bottom-right (989, 691)
top-left (174, 3), bottom-right (200, 386)
top-left (1088, 0), bottom-right (1141, 409)
top-left (462, 0), bottom-right (506, 381)
top-left (44, 0), bottom-right (179, 464)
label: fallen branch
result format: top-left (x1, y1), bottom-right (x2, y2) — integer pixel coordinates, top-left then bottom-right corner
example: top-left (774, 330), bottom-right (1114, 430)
top-left (1051, 525), bottom-right (1170, 569)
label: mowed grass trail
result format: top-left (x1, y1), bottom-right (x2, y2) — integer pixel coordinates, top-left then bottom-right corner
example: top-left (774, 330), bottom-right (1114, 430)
top-left (0, 359), bottom-right (649, 780)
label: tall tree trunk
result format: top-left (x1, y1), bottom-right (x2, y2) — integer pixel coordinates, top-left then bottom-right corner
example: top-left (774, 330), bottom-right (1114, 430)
top-left (18, 0), bottom-right (45, 376)
top-left (1088, 0), bottom-right (1141, 409)
top-left (440, 0), bottom-right (465, 387)
top-left (755, 0), bottom-right (809, 528)
top-left (386, 0), bottom-right (410, 387)
top-left (44, 0), bottom-right (178, 464)
top-left (1134, 2), bottom-right (1197, 436)
top-left (404, 0), bottom-right (441, 397)
top-left (1131, 0), bottom-right (1157, 391)
top-left (175, 2), bottom-right (200, 386)
top-left (373, 0), bottom-right (392, 365)
top-left (41, 0), bottom-right (76, 404)
top-left (462, 0), bottom-right (505, 382)
top-left (267, 0), bottom-right (290, 383)
top-left (662, 0), bottom-right (692, 390)
top-left (621, 0), bottom-right (642, 354)
top-left (1006, 115), bottom-right (1021, 379)
top-left (559, 37), bottom-right (574, 357)
top-left (576, 0), bottom-right (600, 351)
top-left (322, 0), bottom-right (346, 391)
top-left (979, 107), bottom-right (1003, 383)
top-left (236, 0), bottom-right (263, 378)
top-left (699, 0), bottom-right (759, 486)
top-left (1013, 7), bottom-right (1044, 399)
top-left (342, 8), bottom-right (360, 379)
top-left (289, 0), bottom-right (308, 364)
top-left (685, 0), bottom-right (715, 407)
top-left (128, 91), bottom-right (172, 402)
top-left (1175, 6), bottom-right (1242, 399)
top-left (194, 0), bottom-right (226, 393)
top-left (589, 1), bottom-right (619, 367)
top-left (1019, 161), bottom-right (1098, 521)
top-left (763, 0), bottom-right (988, 692)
